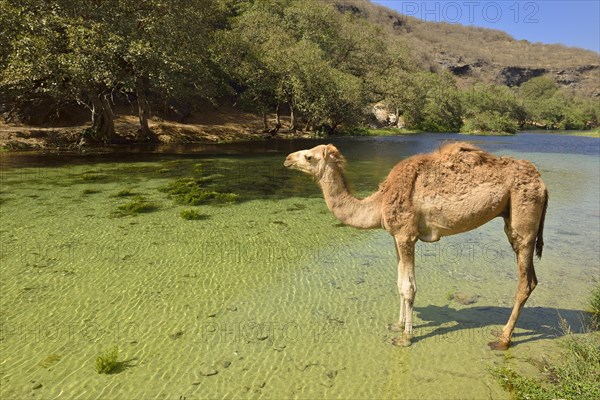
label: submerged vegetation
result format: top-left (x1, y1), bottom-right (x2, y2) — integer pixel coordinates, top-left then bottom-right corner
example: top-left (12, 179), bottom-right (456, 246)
top-left (179, 208), bottom-right (208, 220)
top-left (0, 1), bottom-right (597, 140)
top-left (494, 286), bottom-right (600, 399)
top-left (159, 178), bottom-right (238, 206)
top-left (116, 196), bottom-right (158, 216)
top-left (95, 346), bottom-right (120, 374)
top-left (591, 285), bottom-right (600, 328)
top-left (113, 189), bottom-right (136, 198)
top-left (494, 332), bottom-right (600, 399)
top-left (81, 188), bottom-right (101, 195)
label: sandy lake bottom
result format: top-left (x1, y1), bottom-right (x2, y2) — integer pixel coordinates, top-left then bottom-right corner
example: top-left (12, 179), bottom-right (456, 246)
top-left (1, 133), bottom-right (598, 399)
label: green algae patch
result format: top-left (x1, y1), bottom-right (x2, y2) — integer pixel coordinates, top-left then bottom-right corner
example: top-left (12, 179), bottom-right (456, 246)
top-left (159, 177), bottom-right (238, 205)
top-left (113, 188), bottom-right (137, 197)
top-left (116, 196), bottom-right (158, 216)
top-left (81, 188), bottom-right (101, 195)
top-left (39, 354), bottom-right (61, 369)
top-left (95, 346), bottom-right (119, 374)
top-left (81, 172), bottom-right (110, 182)
top-left (180, 208), bottom-right (209, 220)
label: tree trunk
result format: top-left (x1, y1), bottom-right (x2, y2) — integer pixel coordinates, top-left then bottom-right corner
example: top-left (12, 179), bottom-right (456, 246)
top-left (262, 111), bottom-right (269, 132)
top-left (275, 104), bottom-right (281, 126)
top-left (395, 106), bottom-right (401, 128)
top-left (289, 102), bottom-right (297, 132)
top-left (303, 118), bottom-right (311, 132)
top-left (136, 76), bottom-right (158, 142)
top-left (89, 89), bottom-right (115, 143)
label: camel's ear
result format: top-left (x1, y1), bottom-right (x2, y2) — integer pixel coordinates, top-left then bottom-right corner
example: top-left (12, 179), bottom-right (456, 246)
top-left (324, 144), bottom-right (346, 167)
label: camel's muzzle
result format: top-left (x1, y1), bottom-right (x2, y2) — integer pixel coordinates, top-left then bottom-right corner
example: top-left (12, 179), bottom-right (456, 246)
top-left (284, 154), bottom-right (296, 168)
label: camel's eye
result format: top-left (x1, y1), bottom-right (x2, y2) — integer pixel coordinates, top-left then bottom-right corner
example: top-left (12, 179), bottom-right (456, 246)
top-left (305, 155), bottom-right (312, 161)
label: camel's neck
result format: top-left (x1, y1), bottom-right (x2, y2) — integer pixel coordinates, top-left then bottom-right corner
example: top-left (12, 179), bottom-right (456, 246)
top-left (318, 165), bottom-right (383, 229)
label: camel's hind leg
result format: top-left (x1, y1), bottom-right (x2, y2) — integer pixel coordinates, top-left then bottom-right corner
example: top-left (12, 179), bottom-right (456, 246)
top-left (489, 204), bottom-right (542, 350)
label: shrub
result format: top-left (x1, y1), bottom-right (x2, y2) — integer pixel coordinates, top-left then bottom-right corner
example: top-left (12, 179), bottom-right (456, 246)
top-left (462, 111), bottom-right (518, 134)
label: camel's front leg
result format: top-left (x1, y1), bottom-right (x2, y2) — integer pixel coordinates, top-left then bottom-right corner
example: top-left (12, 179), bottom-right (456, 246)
top-left (389, 261), bottom-right (406, 333)
top-left (392, 238), bottom-right (416, 347)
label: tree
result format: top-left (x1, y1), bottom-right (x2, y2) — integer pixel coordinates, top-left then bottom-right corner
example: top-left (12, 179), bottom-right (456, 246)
top-left (223, 0), bottom-right (295, 130)
top-left (375, 38), bottom-right (416, 127)
top-left (399, 72), bottom-right (462, 132)
top-left (461, 84), bottom-right (525, 133)
top-left (225, 0), bottom-right (390, 133)
top-left (1, 0), bottom-right (228, 142)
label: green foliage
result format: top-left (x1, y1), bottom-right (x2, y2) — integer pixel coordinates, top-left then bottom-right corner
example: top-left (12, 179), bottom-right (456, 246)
top-left (159, 178), bottom-right (238, 205)
top-left (81, 188), bottom-right (101, 195)
top-left (520, 77), bottom-right (559, 100)
top-left (180, 209), bottom-right (208, 220)
top-left (113, 189), bottom-right (135, 197)
top-left (336, 126), bottom-right (370, 136)
top-left (591, 285), bottom-right (600, 328)
top-left (1, 0), bottom-right (596, 139)
top-left (1, 0), bottom-right (228, 141)
top-left (516, 77), bottom-right (596, 130)
top-left (95, 346), bottom-right (119, 374)
top-left (81, 172), bottom-right (109, 182)
top-left (225, 0), bottom-right (391, 132)
top-left (461, 84), bottom-right (525, 134)
top-left (462, 111), bottom-right (519, 135)
top-left (400, 72), bottom-right (462, 132)
top-left (494, 290), bottom-right (600, 400)
top-left (116, 196), bottom-right (158, 215)
top-left (494, 332), bottom-right (600, 399)
top-left (366, 128), bottom-right (420, 136)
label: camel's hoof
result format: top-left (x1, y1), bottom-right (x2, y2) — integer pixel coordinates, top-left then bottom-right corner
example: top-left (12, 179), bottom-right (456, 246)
top-left (488, 339), bottom-right (510, 351)
top-left (388, 323), bottom-right (403, 332)
top-left (392, 336), bottom-right (412, 347)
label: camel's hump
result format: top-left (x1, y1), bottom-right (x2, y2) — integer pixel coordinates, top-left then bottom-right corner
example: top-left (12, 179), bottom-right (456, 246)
top-left (437, 141), bottom-right (484, 155)
top-left (435, 141), bottom-right (498, 165)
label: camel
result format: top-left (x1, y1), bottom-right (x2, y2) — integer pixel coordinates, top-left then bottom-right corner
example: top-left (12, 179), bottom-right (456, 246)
top-left (284, 142), bottom-right (548, 350)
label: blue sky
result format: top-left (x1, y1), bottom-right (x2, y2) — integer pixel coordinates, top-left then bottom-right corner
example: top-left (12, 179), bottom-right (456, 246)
top-left (372, 0), bottom-right (600, 52)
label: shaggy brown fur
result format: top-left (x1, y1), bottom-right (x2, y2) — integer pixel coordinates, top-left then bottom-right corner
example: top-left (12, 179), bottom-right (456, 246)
top-left (284, 142), bottom-right (548, 350)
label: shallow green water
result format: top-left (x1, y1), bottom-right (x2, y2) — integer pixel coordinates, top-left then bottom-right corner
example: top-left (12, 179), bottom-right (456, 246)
top-left (1, 134), bottom-right (598, 399)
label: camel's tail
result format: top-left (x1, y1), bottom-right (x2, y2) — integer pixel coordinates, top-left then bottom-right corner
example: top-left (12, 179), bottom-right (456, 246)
top-left (535, 189), bottom-right (549, 259)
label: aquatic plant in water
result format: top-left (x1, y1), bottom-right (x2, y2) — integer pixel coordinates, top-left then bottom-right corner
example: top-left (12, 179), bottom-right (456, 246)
top-left (590, 284), bottom-right (600, 328)
top-left (159, 177), bottom-right (238, 205)
top-left (113, 188), bottom-right (136, 197)
top-left (81, 172), bottom-right (110, 182)
top-left (95, 346), bottom-right (119, 374)
top-left (494, 332), bottom-right (600, 399)
top-left (493, 289), bottom-right (600, 399)
top-left (116, 196), bottom-right (158, 215)
top-left (39, 354), bottom-right (61, 368)
top-left (180, 209), bottom-right (208, 220)
top-left (81, 188), bottom-right (101, 195)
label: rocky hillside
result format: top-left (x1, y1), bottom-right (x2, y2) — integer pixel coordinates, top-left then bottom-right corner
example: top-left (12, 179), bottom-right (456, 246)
top-left (335, 0), bottom-right (599, 97)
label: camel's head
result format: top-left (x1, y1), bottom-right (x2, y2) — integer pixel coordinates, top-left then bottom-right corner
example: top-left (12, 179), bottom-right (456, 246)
top-left (284, 144), bottom-right (346, 178)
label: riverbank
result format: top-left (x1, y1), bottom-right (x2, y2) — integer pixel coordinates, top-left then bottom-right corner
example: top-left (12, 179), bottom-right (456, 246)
top-left (0, 107), bottom-right (298, 151)
top-left (2, 115), bottom-right (598, 152)
top-left (365, 128), bottom-right (600, 138)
